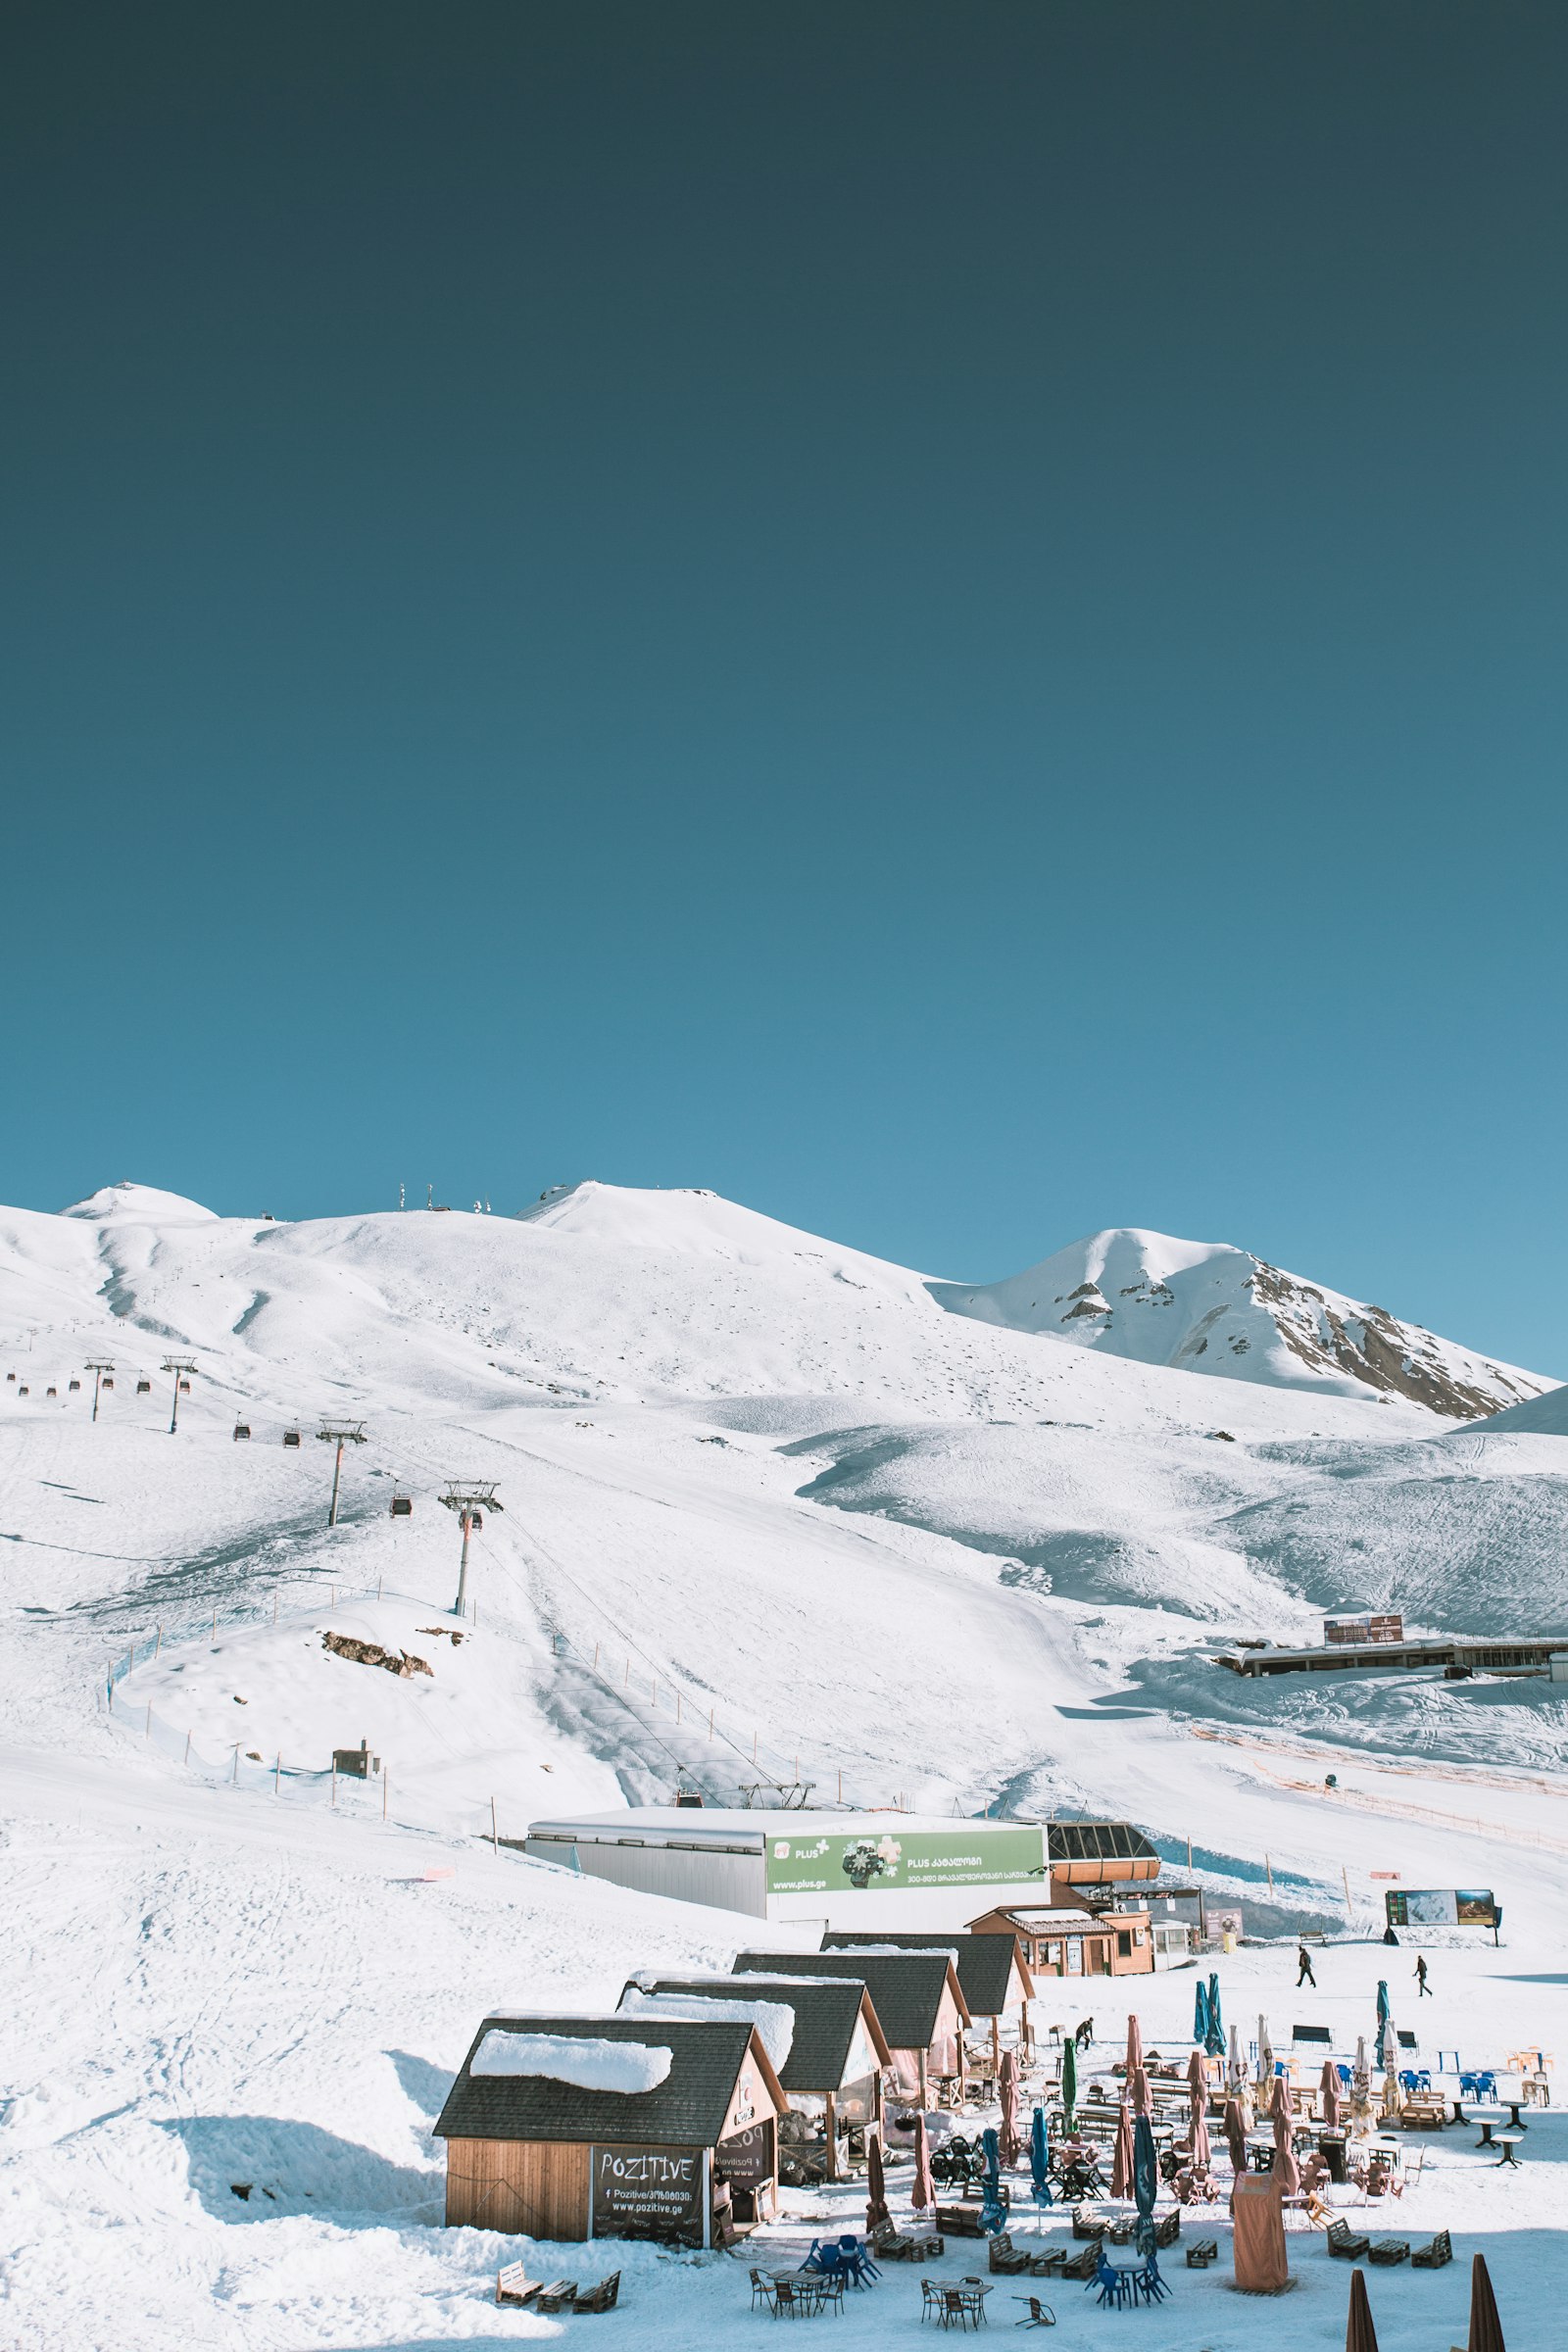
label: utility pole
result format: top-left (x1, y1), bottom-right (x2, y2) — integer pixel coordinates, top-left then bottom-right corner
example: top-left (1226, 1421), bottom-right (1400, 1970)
top-left (439, 1482), bottom-right (502, 1617)
top-left (162, 1357), bottom-right (197, 1435)
top-left (85, 1359), bottom-right (115, 1423)
top-left (318, 1421), bottom-right (368, 1525)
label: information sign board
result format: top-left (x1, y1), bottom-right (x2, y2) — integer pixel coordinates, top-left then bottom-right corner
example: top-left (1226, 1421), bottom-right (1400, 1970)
top-left (764, 1824), bottom-right (1046, 1897)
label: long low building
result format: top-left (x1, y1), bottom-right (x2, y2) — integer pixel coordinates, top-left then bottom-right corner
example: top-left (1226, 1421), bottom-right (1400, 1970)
top-left (1214, 1635), bottom-right (1568, 1679)
top-left (521, 1809), bottom-right (1054, 1928)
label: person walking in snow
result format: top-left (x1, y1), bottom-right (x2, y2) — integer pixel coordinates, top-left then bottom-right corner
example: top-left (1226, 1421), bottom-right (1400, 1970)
top-left (1414, 1955), bottom-right (1432, 1997)
top-left (1297, 1944), bottom-right (1317, 1988)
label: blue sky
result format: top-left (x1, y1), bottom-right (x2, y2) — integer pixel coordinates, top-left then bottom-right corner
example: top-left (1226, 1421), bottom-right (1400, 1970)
top-left (3, 3), bottom-right (1566, 1373)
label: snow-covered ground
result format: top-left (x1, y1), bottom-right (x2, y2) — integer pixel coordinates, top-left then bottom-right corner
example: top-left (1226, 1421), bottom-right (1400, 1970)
top-left (4, 1179), bottom-right (1567, 2345)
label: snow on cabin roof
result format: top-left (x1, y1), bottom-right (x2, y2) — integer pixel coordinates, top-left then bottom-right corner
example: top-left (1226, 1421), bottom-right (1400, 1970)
top-left (625, 1973), bottom-right (891, 2091)
top-left (734, 1949), bottom-right (967, 2050)
top-left (617, 1989), bottom-right (796, 2072)
top-left (822, 1932), bottom-right (1028, 2017)
top-left (434, 2014), bottom-right (780, 2148)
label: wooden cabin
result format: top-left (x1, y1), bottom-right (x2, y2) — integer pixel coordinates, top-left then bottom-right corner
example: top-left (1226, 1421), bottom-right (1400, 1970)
top-left (966, 1901), bottom-right (1154, 1978)
top-left (433, 2013), bottom-right (786, 2247)
top-left (622, 1970), bottom-right (893, 2180)
top-left (735, 1948), bottom-right (969, 2105)
top-left (823, 1930), bottom-right (1035, 2032)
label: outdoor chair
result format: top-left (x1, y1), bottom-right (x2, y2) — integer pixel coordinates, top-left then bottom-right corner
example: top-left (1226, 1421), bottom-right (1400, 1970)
top-left (1368, 2240), bottom-right (1409, 2265)
top-left (1060, 2244), bottom-right (1101, 2281)
top-left (1088, 2246), bottom-right (1137, 2310)
top-left (1153, 2212), bottom-right (1181, 2248)
top-left (753, 2269), bottom-right (779, 2312)
top-left (989, 2233), bottom-right (1031, 2275)
top-left (572, 2273), bottom-right (620, 2315)
top-left (1411, 2230), bottom-right (1452, 2269)
top-left (772, 2278), bottom-right (821, 2319)
top-left (1326, 2220), bottom-right (1370, 2260)
top-left (1011, 2296), bottom-right (1057, 2327)
top-left (533, 2280), bottom-right (578, 2315)
top-left (1185, 2239), bottom-right (1218, 2268)
top-left (496, 2264), bottom-right (541, 2307)
top-left (836, 2237), bottom-right (880, 2286)
top-left (1072, 2206), bottom-right (1111, 2240)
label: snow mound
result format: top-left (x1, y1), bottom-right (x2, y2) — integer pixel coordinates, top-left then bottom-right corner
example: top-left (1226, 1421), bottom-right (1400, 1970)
top-left (470, 2030), bottom-right (672, 2092)
top-left (62, 1181), bottom-right (220, 1224)
top-left (618, 1987), bottom-right (795, 2068)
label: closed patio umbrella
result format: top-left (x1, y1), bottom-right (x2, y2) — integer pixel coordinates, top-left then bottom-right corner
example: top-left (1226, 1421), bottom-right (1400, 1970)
top-left (1228, 2022), bottom-right (1244, 2090)
top-left (1132, 2113), bottom-right (1158, 2256)
top-left (912, 2114), bottom-right (934, 2213)
top-left (1126, 2013), bottom-right (1144, 2083)
top-left (865, 2131), bottom-right (889, 2233)
top-left (1061, 2035), bottom-right (1078, 2132)
top-left (1223, 2095), bottom-right (1247, 2177)
top-left (1186, 2049), bottom-right (1210, 2171)
top-left (1257, 2013), bottom-right (1275, 2092)
top-left (1030, 2105), bottom-right (1054, 2207)
top-left (1346, 2266), bottom-right (1380, 2352)
top-left (1195, 1979), bottom-right (1210, 2046)
top-left (999, 2047), bottom-right (1021, 2168)
top-left (1131, 2060), bottom-right (1152, 2117)
top-left (1468, 2252), bottom-right (1506, 2352)
top-left (1111, 2096), bottom-right (1136, 2198)
top-left (1320, 2058), bottom-right (1343, 2130)
top-left (1270, 2071), bottom-right (1300, 2196)
top-left (1206, 1974), bottom-right (1226, 2058)
top-left (1353, 2034), bottom-right (1370, 2091)
top-left (980, 2126), bottom-right (1006, 2232)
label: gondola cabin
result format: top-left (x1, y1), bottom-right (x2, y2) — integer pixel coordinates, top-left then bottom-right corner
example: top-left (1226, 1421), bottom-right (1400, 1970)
top-left (69, 1379), bottom-right (80, 1392)
top-left (390, 1492), bottom-right (413, 1517)
top-left (233, 1423), bottom-right (251, 1441)
top-left (620, 1971), bottom-right (892, 2182)
top-left (136, 1379), bottom-right (151, 1394)
top-left (101, 1378), bottom-right (114, 1391)
top-left (46, 1387), bottom-right (57, 1397)
top-left (282, 1429), bottom-right (301, 1446)
top-left (433, 2014), bottom-right (786, 2247)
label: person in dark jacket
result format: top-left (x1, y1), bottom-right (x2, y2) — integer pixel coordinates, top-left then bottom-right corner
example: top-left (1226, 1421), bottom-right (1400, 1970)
top-left (1415, 1954), bottom-right (1432, 1995)
top-left (1297, 1944), bottom-right (1317, 1987)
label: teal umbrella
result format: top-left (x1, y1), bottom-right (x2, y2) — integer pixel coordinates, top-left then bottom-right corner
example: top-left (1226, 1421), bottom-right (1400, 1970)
top-left (1205, 1973), bottom-right (1226, 2057)
top-left (1061, 2035), bottom-right (1078, 2132)
top-left (1194, 1980), bottom-right (1210, 2045)
top-left (1377, 1979), bottom-right (1390, 2032)
top-left (1132, 2114), bottom-right (1158, 2257)
top-left (979, 2126), bottom-right (1006, 2234)
top-left (1030, 2105), bottom-right (1054, 2207)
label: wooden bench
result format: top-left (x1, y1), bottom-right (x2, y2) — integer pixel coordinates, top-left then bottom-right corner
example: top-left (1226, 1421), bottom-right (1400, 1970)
top-left (1368, 2240), bottom-right (1409, 2266)
top-left (1185, 2239), bottom-right (1218, 2269)
top-left (1411, 2230), bottom-right (1452, 2269)
top-left (533, 2279), bottom-right (578, 2315)
top-left (1326, 2220), bottom-right (1370, 2260)
top-left (989, 2232), bottom-right (1031, 2275)
top-left (496, 2264), bottom-right (541, 2307)
top-left (573, 2273), bottom-right (621, 2314)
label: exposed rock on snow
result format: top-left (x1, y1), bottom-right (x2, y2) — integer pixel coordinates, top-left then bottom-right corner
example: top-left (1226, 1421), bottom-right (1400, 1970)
top-left (321, 1632), bottom-right (433, 1679)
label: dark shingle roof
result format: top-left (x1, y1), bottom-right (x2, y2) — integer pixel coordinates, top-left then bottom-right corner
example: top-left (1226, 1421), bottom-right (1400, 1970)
top-left (734, 1949), bottom-right (965, 2050)
top-left (432, 2014), bottom-right (763, 2147)
top-left (624, 1974), bottom-right (889, 2094)
top-left (822, 1932), bottom-right (1028, 2019)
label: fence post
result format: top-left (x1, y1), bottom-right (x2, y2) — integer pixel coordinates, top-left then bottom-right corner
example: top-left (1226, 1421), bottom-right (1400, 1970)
top-left (377, 1574), bottom-right (382, 1601)
top-left (383, 1769), bottom-right (388, 1823)
top-left (156, 1624), bottom-right (163, 1656)
top-left (212, 1604), bottom-right (218, 1641)
top-left (272, 1592), bottom-right (278, 1624)
top-left (593, 1642), bottom-right (600, 1671)
top-left (1265, 1853), bottom-right (1275, 1894)
top-left (331, 1758), bottom-right (337, 1807)
top-left (145, 1702), bottom-right (152, 1739)
top-left (231, 1745), bottom-right (239, 1784)
top-left (183, 1730), bottom-right (191, 1765)
top-left (491, 1794), bottom-right (499, 1855)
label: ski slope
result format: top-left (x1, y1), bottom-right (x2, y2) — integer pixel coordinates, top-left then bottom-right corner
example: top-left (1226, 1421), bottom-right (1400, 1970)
top-left (4, 1178), bottom-right (1568, 2346)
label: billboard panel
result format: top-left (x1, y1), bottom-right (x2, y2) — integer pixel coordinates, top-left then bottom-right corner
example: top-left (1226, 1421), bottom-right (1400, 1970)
top-left (1384, 1887), bottom-right (1495, 1929)
top-left (764, 1824), bottom-right (1047, 1897)
top-left (590, 2144), bottom-right (705, 2244)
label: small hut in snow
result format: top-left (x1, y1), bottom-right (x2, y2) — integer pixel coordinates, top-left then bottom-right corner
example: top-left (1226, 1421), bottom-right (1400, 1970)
top-left (620, 1970), bottom-right (893, 2180)
top-left (735, 1947), bottom-right (969, 2106)
top-left (823, 1930), bottom-right (1035, 2033)
top-left (433, 2013), bottom-right (786, 2246)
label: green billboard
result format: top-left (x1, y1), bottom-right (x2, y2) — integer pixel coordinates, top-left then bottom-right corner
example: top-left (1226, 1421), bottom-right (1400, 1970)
top-left (764, 1824), bottom-right (1047, 1897)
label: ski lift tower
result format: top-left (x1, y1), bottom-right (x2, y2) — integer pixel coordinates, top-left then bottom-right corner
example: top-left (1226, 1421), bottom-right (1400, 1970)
top-left (161, 1356), bottom-right (198, 1436)
top-left (84, 1358), bottom-right (115, 1423)
top-left (440, 1482), bottom-right (502, 1618)
top-left (317, 1420), bottom-right (368, 1526)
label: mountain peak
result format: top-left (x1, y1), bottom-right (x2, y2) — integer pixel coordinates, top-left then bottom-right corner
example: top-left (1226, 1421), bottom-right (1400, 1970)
top-left (62, 1181), bottom-right (219, 1224)
top-left (929, 1226), bottom-right (1550, 1421)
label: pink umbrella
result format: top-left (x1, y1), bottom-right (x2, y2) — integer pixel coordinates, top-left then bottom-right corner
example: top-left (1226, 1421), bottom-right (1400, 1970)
top-left (1320, 2059), bottom-right (1343, 2131)
top-left (999, 2048), bottom-right (1021, 2168)
top-left (1111, 2096), bottom-right (1135, 2198)
top-left (1222, 2095), bottom-right (1247, 2177)
top-left (912, 2114), bottom-right (934, 2213)
top-left (1131, 2061), bottom-right (1152, 2117)
top-left (1186, 2049), bottom-right (1210, 2171)
top-left (1125, 2014), bottom-right (1144, 2081)
top-left (1270, 2072), bottom-right (1300, 2197)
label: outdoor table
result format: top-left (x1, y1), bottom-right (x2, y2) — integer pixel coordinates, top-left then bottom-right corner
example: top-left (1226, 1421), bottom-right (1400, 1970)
top-left (1494, 2133), bottom-right (1524, 2168)
top-left (1504, 2100), bottom-right (1530, 2132)
top-left (1467, 2108), bottom-right (1506, 2150)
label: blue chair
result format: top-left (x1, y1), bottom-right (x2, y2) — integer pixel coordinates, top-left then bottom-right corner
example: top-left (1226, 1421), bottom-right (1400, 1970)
top-left (803, 2239), bottom-right (845, 2278)
top-left (1088, 2247), bottom-right (1136, 2310)
top-left (1134, 2253), bottom-right (1170, 2305)
top-left (837, 2236), bottom-right (880, 2286)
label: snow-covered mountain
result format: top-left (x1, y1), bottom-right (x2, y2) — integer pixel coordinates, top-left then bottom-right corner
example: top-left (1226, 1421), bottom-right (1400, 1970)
top-left (929, 1226), bottom-right (1548, 1420)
